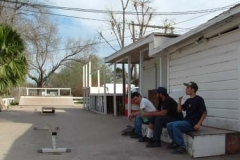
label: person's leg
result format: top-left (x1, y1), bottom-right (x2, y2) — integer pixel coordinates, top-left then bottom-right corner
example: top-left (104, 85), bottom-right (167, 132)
top-left (152, 117), bottom-right (164, 143)
top-left (131, 115), bottom-right (143, 138)
top-left (147, 116), bottom-right (175, 148)
top-left (171, 120), bottom-right (193, 154)
top-left (171, 121), bottom-right (193, 146)
top-left (166, 120), bottom-right (181, 149)
top-left (166, 121), bottom-right (175, 141)
top-left (138, 117), bottom-right (152, 142)
top-left (146, 117), bottom-right (155, 138)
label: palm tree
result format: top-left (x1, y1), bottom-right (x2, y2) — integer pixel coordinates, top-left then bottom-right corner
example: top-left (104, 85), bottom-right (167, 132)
top-left (0, 24), bottom-right (28, 95)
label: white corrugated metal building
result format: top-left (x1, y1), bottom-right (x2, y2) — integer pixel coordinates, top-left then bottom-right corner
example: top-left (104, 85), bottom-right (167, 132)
top-left (105, 4), bottom-right (240, 132)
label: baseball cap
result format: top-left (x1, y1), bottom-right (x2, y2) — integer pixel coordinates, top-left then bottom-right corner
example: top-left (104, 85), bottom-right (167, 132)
top-left (154, 87), bottom-right (167, 95)
top-left (183, 81), bottom-right (198, 91)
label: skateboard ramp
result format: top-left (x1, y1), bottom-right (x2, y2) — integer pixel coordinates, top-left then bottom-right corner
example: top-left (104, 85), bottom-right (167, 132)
top-left (19, 96), bottom-right (74, 106)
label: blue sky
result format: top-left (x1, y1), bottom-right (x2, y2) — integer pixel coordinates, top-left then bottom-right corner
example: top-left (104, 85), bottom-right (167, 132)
top-left (52, 0), bottom-right (240, 57)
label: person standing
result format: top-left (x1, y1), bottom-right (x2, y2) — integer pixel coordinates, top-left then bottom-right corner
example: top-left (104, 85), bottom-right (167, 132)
top-left (167, 81), bottom-right (207, 154)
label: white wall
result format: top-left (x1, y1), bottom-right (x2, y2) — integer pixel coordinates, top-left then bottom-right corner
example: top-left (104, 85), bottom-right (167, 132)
top-left (141, 56), bottom-right (168, 98)
top-left (168, 29), bottom-right (240, 131)
top-left (141, 57), bottom-right (161, 98)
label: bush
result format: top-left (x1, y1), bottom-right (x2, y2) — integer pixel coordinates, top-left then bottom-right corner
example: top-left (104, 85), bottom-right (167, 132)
top-left (10, 101), bottom-right (19, 105)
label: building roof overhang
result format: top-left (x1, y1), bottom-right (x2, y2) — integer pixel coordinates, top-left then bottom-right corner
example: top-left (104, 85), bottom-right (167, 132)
top-left (104, 33), bottom-right (179, 64)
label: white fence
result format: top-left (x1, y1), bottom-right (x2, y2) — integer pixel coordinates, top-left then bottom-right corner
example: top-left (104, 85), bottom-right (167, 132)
top-left (26, 88), bottom-right (71, 96)
top-left (2, 98), bottom-right (15, 106)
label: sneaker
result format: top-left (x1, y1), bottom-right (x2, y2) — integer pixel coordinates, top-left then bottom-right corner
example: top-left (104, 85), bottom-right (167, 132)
top-left (138, 137), bottom-right (151, 142)
top-left (130, 133), bottom-right (142, 139)
top-left (171, 146), bottom-right (186, 154)
top-left (146, 141), bottom-right (161, 148)
top-left (166, 142), bottom-right (178, 149)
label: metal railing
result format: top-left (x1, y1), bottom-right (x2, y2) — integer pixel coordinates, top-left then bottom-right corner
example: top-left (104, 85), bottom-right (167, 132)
top-left (2, 98), bottom-right (15, 106)
top-left (26, 88), bottom-right (71, 96)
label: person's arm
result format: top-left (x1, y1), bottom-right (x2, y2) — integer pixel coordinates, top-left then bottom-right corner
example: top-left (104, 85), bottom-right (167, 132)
top-left (129, 110), bottom-right (140, 120)
top-left (194, 111), bottom-right (207, 130)
top-left (177, 97), bottom-right (183, 112)
top-left (143, 110), bottom-right (167, 117)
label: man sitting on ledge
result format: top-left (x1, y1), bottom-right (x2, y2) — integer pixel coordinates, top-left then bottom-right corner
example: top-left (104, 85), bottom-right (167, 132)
top-left (167, 81), bottom-right (207, 154)
top-left (129, 92), bottom-right (156, 140)
top-left (143, 87), bottom-right (183, 148)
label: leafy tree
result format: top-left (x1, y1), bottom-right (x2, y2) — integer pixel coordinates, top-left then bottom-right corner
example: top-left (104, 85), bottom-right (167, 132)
top-left (47, 54), bottom-right (112, 96)
top-left (0, 24), bottom-right (28, 95)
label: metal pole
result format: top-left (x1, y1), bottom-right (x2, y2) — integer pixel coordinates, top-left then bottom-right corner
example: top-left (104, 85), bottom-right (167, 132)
top-left (89, 62), bottom-right (92, 87)
top-left (98, 70), bottom-right (100, 93)
top-left (128, 56), bottom-right (131, 117)
top-left (83, 65), bottom-right (85, 108)
top-left (86, 64), bottom-right (88, 87)
top-left (83, 66), bottom-right (85, 88)
top-left (52, 135), bottom-right (57, 149)
top-left (140, 51), bottom-right (144, 95)
top-left (114, 63), bottom-right (117, 116)
top-left (103, 69), bottom-right (107, 115)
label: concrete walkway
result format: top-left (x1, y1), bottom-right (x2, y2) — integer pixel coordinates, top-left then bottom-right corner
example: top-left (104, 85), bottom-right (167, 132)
top-left (0, 105), bottom-right (239, 160)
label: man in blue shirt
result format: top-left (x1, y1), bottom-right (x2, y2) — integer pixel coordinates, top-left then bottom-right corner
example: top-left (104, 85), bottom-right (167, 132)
top-left (166, 81), bottom-right (207, 154)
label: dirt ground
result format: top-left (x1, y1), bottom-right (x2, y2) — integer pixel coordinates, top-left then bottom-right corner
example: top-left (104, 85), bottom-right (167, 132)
top-left (0, 105), bottom-right (239, 160)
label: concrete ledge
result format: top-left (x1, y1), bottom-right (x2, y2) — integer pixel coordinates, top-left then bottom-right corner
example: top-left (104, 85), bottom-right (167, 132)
top-left (186, 126), bottom-right (236, 137)
top-left (144, 124), bottom-right (239, 158)
top-left (184, 126), bottom-right (239, 158)
top-left (19, 96), bottom-right (74, 106)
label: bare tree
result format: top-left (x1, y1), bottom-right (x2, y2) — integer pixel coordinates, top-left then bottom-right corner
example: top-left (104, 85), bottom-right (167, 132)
top-left (99, 0), bottom-right (130, 105)
top-left (24, 14), bottom-right (95, 87)
top-left (128, 0), bottom-right (155, 85)
top-left (99, 0), bottom-right (130, 50)
top-left (0, 0), bottom-right (97, 88)
top-left (0, 0), bottom-right (46, 26)
top-left (130, 0), bottom-right (154, 39)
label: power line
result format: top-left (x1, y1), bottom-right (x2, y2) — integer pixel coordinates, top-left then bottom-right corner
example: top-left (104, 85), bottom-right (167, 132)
top-left (5, 5), bottom-right (193, 30)
top-left (175, 12), bottom-right (213, 25)
top-left (4, 6), bottom-right (108, 22)
top-left (1, 0), bottom-right (239, 16)
top-left (3, 1), bottom-right (236, 52)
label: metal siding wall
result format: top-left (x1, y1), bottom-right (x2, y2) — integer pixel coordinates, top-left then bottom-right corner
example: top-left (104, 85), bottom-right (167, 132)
top-left (142, 58), bottom-right (160, 98)
top-left (237, 33), bottom-right (240, 132)
top-left (169, 30), bottom-right (240, 131)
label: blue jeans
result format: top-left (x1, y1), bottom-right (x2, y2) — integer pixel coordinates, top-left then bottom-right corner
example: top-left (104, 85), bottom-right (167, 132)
top-left (134, 114), bottom-right (149, 136)
top-left (152, 116), bottom-right (177, 143)
top-left (166, 120), bottom-right (194, 147)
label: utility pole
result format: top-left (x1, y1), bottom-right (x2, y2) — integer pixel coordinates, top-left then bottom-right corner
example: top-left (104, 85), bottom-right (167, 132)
top-left (130, 21), bottom-right (137, 86)
top-left (130, 23), bottom-right (174, 35)
top-left (131, 21), bottom-right (136, 42)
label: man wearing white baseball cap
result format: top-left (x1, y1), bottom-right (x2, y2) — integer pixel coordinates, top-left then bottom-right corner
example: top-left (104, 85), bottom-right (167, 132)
top-left (166, 81), bottom-right (207, 154)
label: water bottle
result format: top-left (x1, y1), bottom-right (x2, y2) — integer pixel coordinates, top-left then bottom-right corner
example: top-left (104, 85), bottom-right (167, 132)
top-left (141, 110), bottom-right (148, 123)
top-left (171, 88), bottom-right (185, 98)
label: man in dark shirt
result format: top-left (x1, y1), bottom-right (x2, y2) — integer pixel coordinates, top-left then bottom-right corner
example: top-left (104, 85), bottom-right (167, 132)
top-left (142, 87), bottom-right (183, 148)
top-left (166, 81), bottom-right (207, 154)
